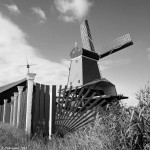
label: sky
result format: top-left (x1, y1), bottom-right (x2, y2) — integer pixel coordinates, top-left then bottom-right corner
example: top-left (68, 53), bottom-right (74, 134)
top-left (0, 0), bottom-right (150, 106)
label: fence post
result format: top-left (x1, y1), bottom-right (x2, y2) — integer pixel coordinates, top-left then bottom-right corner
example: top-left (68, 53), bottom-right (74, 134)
top-left (10, 96), bottom-right (14, 124)
top-left (13, 92), bottom-right (18, 126)
top-left (17, 86), bottom-right (24, 128)
top-left (3, 99), bottom-right (7, 123)
top-left (25, 73), bottom-right (36, 136)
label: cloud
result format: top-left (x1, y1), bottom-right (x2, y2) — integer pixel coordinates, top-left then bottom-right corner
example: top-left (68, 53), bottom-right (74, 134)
top-left (54, 0), bottom-right (93, 22)
top-left (99, 59), bottom-right (131, 70)
top-left (147, 48), bottom-right (150, 59)
top-left (5, 4), bottom-right (21, 15)
top-left (31, 7), bottom-right (47, 23)
top-left (0, 12), bottom-right (68, 86)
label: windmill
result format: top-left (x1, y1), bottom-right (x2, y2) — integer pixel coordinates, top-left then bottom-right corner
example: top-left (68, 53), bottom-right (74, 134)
top-left (54, 21), bottom-right (133, 136)
top-left (67, 20), bottom-right (133, 101)
top-left (20, 57), bottom-right (37, 73)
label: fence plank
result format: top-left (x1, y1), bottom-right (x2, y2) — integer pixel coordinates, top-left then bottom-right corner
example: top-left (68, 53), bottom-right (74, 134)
top-left (39, 84), bottom-right (45, 131)
top-left (0, 105), bottom-right (3, 122)
top-left (5, 102), bottom-right (11, 123)
top-left (32, 83), bottom-right (40, 134)
top-left (19, 90), bottom-right (27, 130)
top-left (56, 85), bottom-right (62, 124)
top-left (45, 85), bottom-right (50, 137)
top-left (51, 85), bottom-right (56, 135)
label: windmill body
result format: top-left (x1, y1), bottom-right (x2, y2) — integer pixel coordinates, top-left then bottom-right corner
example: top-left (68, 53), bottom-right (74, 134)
top-left (67, 20), bottom-right (133, 99)
top-left (68, 47), bottom-right (118, 97)
top-left (69, 48), bottom-right (100, 87)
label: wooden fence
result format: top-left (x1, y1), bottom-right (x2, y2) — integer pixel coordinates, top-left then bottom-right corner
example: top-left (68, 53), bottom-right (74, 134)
top-left (31, 83), bottom-right (50, 136)
top-left (0, 75), bottom-right (119, 138)
top-left (31, 83), bottom-right (107, 137)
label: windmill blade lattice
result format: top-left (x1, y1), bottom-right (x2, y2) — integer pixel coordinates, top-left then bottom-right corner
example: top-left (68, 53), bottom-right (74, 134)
top-left (80, 20), bottom-right (95, 52)
top-left (99, 34), bottom-right (133, 58)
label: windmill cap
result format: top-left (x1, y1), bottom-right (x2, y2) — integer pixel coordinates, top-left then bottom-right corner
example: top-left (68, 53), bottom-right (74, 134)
top-left (70, 48), bottom-right (99, 60)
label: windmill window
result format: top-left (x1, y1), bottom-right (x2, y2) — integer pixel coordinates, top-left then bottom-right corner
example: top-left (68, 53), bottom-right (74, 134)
top-left (70, 82), bottom-right (72, 86)
top-left (76, 60), bottom-right (78, 63)
top-left (78, 80), bottom-right (80, 83)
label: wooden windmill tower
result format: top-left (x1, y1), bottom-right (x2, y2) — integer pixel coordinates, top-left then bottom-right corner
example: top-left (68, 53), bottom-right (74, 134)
top-left (67, 20), bottom-right (133, 97)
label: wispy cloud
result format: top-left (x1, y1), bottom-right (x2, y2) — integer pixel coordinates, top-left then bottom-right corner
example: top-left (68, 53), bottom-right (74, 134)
top-left (31, 7), bottom-right (47, 23)
top-left (54, 0), bottom-right (93, 22)
top-left (99, 59), bottom-right (131, 70)
top-left (147, 48), bottom-right (150, 59)
top-left (5, 4), bottom-right (21, 15)
top-left (0, 12), bottom-right (68, 86)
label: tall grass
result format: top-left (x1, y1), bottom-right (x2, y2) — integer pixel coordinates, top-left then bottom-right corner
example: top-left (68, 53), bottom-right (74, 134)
top-left (0, 83), bottom-right (150, 150)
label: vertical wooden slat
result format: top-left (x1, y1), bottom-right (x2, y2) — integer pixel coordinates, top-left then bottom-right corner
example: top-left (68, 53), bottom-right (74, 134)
top-left (19, 90), bottom-right (27, 130)
top-left (10, 98), bottom-right (14, 124)
top-left (3, 99), bottom-right (7, 123)
top-left (15, 98), bottom-right (18, 126)
top-left (51, 85), bottom-right (56, 135)
top-left (31, 90), bottom-right (36, 133)
top-left (32, 83), bottom-right (40, 134)
top-left (0, 105), bottom-right (4, 122)
top-left (0, 105), bottom-right (2, 121)
top-left (5, 102), bottom-right (11, 123)
top-left (44, 85), bottom-right (50, 137)
top-left (22, 89), bottom-right (27, 130)
top-left (39, 84), bottom-right (45, 132)
top-left (56, 85), bottom-right (62, 125)
top-left (19, 95), bottom-right (23, 128)
top-left (17, 86), bottom-right (24, 128)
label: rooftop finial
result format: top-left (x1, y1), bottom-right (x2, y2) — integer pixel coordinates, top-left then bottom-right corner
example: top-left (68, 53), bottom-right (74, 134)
top-left (20, 57), bottom-right (37, 74)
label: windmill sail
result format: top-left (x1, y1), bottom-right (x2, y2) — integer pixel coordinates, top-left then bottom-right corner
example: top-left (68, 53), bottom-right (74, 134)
top-left (99, 34), bottom-right (133, 58)
top-left (80, 20), bottom-right (95, 52)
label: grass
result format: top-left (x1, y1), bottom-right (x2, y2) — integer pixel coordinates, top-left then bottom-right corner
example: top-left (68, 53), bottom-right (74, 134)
top-left (0, 82), bottom-right (150, 150)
